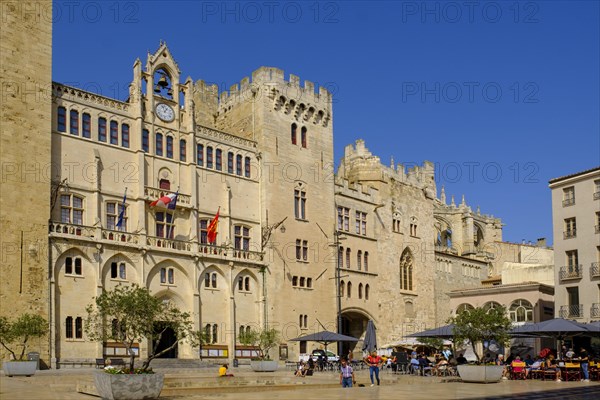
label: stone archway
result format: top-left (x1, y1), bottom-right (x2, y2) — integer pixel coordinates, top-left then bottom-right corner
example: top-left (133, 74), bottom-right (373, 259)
top-left (340, 310), bottom-right (373, 360)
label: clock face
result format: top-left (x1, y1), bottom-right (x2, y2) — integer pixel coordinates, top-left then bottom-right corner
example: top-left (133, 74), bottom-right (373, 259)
top-left (156, 103), bottom-right (175, 122)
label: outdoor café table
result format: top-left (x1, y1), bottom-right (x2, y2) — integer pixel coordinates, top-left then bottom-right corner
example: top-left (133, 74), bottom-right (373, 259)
top-left (560, 361), bottom-right (581, 381)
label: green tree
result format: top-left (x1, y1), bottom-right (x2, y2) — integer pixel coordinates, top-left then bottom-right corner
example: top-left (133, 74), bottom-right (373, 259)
top-left (238, 328), bottom-right (279, 360)
top-left (85, 284), bottom-right (203, 372)
top-left (449, 306), bottom-right (512, 363)
top-left (0, 313), bottom-right (48, 361)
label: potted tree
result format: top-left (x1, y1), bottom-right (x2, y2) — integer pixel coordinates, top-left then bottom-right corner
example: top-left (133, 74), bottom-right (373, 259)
top-left (450, 306), bottom-right (512, 383)
top-left (238, 327), bottom-right (279, 372)
top-left (0, 313), bottom-right (48, 377)
top-left (85, 284), bottom-right (203, 400)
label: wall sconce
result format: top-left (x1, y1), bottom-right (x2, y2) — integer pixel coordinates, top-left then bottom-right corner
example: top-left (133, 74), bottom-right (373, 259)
top-left (279, 225), bottom-right (286, 233)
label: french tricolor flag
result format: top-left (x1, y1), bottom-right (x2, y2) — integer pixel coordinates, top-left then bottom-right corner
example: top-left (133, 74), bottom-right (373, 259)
top-left (150, 191), bottom-right (178, 209)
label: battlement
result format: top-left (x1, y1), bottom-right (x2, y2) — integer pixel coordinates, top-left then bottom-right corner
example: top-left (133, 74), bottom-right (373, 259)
top-left (340, 140), bottom-right (436, 189)
top-left (334, 177), bottom-right (380, 204)
top-left (209, 66), bottom-right (332, 111)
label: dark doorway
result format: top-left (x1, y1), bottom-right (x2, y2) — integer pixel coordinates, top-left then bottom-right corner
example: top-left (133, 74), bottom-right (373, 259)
top-left (154, 324), bottom-right (177, 358)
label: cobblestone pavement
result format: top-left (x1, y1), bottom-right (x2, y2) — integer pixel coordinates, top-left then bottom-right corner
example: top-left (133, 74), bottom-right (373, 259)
top-left (1, 367), bottom-right (598, 400)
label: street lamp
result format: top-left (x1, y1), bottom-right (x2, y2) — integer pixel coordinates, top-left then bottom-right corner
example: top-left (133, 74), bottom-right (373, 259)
top-left (332, 230), bottom-right (347, 356)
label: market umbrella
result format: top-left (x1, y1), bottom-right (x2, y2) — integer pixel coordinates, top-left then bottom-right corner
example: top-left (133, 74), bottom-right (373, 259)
top-left (510, 318), bottom-right (592, 339)
top-left (289, 330), bottom-right (358, 353)
top-left (510, 318), bottom-right (597, 353)
top-left (362, 320), bottom-right (377, 353)
top-left (407, 324), bottom-right (455, 339)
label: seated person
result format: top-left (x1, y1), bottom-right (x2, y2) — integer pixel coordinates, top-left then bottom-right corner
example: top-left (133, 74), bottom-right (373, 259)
top-left (307, 357), bottom-right (315, 373)
top-left (527, 357), bottom-right (543, 377)
top-left (418, 355), bottom-right (433, 376)
top-left (456, 353), bottom-right (468, 365)
top-left (219, 363), bottom-right (234, 377)
top-left (565, 348), bottom-right (575, 360)
top-left (295, 361), bottom-right (306, 377)
top-left (410, 355), bottom-right (420, 374)
top-left (435, 357), bottom-right (449, 376)
top-left (524, 354), bottom-right (534, 367)
top-left (495, 355), bottom-right (509, 379)
top-left (544, 355), bottom-right (562, 381)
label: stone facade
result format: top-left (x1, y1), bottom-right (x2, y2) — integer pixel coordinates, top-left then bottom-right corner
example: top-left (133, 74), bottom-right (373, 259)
top-left (549, 167), bottom-right (600, 322)
top-left (0, 0), bottom-right (53, 363)
top-left (2, 35), bottom-right (525, 367)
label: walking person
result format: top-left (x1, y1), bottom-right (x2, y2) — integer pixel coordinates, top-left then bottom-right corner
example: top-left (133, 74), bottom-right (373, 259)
top-left (339, 358), bottom-right (356, 388)
top-left (365, 350), bottom-right (382, 386)
top-left (580, 347), bottom-right (590, 382)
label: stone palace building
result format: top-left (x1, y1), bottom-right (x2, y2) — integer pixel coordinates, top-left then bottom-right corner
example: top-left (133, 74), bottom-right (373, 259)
top-left (2, 2), bottom-right (542, 368)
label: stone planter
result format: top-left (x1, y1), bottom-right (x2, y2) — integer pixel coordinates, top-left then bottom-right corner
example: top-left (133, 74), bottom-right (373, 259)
top-left (250, 360), bottom-right (279, 372)
top-left (93, 370), bottom-right (164, 400)
top-left (3, 361), bottom-right (37, 377)
top-left (457, 365), bottom-right (504, 383)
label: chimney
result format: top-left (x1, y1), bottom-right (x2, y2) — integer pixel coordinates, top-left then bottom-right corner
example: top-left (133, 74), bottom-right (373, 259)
top-left (536, 237), bottom-right (546, 247)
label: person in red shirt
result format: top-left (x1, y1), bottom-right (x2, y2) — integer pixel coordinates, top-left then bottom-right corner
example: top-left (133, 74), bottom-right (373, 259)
top-left (365, 351), bottom-right (382, 386)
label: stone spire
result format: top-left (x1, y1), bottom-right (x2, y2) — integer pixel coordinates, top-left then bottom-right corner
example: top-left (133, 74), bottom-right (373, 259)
top-left (440, 186), bottom-right (446, 204)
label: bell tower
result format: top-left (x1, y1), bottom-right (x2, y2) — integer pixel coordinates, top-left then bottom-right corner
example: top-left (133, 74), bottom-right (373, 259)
top-left (129, 41), bottom-right (194, 133)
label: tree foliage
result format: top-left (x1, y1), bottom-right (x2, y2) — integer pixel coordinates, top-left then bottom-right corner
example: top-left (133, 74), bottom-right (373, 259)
top-left (417, 337), bottom-right (444, 352)
top-left (85, 284), bottom-right (203, 372)
top-left (0, 313), bottom-right (48, 361)
top-left (449, 306), bottom-right (512, 363)
top-left (238, 328), bottom-right (279, 360)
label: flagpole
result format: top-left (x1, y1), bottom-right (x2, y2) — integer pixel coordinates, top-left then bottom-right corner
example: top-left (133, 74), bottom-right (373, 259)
top-left (116, 187), bottom-right (127, 232)
top-left (166, 187), bottom-right (179, 241)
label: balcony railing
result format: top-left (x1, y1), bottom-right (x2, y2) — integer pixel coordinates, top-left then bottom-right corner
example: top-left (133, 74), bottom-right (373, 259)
top-left (146, 236), bottom-right (193, 251)
top-left (591, 262), bottom-right (600, 278)
top-left (232, 249), bottom-right (264, 261)
top-left (594, 191), bottom-right (600, 200)
top-left (559, 304), bottom-right (583, 319)
top-left (563, 230), bottom-right (576, 239)
top-left (559, 265), bottom-right (582, 280)
top-left (101, 229), bottom-right (140, 244)
top-left (49, 221), bottom-right (265, 266)
top-left (562, 198), bottom-right (575, 207)
top-left (591, 303), bottom-right (600, 319)
top-left (49, 222), bottom-right (95, 238)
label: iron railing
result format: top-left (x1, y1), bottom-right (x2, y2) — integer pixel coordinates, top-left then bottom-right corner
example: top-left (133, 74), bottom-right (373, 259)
top-left (559, 304), bottom-right (583, 319)
top-left (559, 265), bottom-right (582, 280)
top-left (591, 262), bottom-right (600, 278)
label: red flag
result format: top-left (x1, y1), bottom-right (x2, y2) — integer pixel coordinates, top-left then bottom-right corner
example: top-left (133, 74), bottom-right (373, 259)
top-left (207, 208), bottom-right (220, 244)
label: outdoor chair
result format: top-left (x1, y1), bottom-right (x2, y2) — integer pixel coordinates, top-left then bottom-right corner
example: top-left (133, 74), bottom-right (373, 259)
top-left (529, 366), bottom-right (544, 380)
top-left (542, 366), bottom-right (558, 381)
top-left (589, 362), bottom-right (599, 381)
top-left (95, 358), bottom-right (106, 369)
top-left (398, 362), bottom-right (410, 374)
top-left (562, 362), bottom-right (581, 381)
top-left (510, 361), bottom-right (526, 380)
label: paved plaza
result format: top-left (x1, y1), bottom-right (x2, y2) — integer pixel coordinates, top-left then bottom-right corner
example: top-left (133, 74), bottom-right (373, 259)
top-left (1, 367), bottom-right (599, 400)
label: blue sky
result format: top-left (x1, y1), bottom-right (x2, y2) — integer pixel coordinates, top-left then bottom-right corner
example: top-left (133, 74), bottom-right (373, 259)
top-left (52, 1), bottom-right (600, 245)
